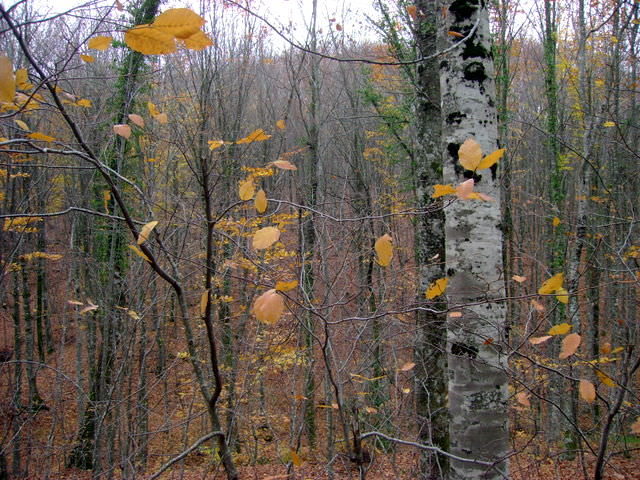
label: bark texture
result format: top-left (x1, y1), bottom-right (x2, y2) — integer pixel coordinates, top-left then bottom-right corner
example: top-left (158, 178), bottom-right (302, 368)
top-left (438, 1), bottom-right (508, 479)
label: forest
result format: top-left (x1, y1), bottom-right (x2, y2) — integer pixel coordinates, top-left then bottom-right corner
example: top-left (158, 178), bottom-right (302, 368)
top-left (0, 0), bottom-right (638, 479)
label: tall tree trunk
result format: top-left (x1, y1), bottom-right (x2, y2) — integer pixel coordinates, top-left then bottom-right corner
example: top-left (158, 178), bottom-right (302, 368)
top-left (413, 1), bottom-right (448, 478)
top-left (438, 1), bottom-right (508, 478)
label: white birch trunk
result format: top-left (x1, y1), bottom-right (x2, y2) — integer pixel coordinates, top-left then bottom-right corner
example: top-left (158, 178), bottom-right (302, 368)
top-left (438, 1), bottom-right (509, 479)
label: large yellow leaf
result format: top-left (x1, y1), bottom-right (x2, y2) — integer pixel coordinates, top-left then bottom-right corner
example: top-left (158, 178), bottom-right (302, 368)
top-left (128, 245), bottom-right (151, 262)
top-left (236, 128), bottom-right (272, 144)
top-left (15, 119), bottom-right (29, 131)
top-left (152, 8), bottom-right (205, 39)
top-left (88, 35), bottom-right (112, 51)
top-left (477, 148), bottom-right (505, 170)
top-left (254, 189), bottom-right (267, 214)
top-left (426, 277), bottom-right (447, 299)
top-left (555, 287), bottom-right (569, 304)
top-left (27, 132), bottom-right (56, 142)
top-left (76, 98), bottom-right (92, 107)
top-left (15, 69), bottom-right (32, 90)
top-left (579, 379), bottom-right (596, 403)
top-left (431, 184), bottom-right (456, 198)
top-left (137, 220), bottom-right (158, 245)
top-left (596, 370), bottom-right (615, 387)
top-left (458, 138), bottom-right (482, 171)
top-left (548, 322), bottom-right (572, 336)
top-left (252, 289), bottom-right (285, 324)
top-left (125, 25), bottom-right (176, 55)
top-left (0, 55), bottom-right (14, 103)
top-left (538, 272), bottom-right (564, 295)
top-left (375, 234), bottom-right (393, 267)
top-left (559, 333), bottom-right (581, 359)
top-left (181, 30), bottom-right (214, 50)
top-left (252, 226), bottom-right (280, 250)
top-left (276, 280), bottom-right (298, 292)
top-left (113, 124), bottom-right (131, 139)
top-left (238, 179), bottom-right (255, 201)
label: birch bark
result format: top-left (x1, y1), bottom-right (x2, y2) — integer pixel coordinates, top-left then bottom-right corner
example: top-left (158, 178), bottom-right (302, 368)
top-left (438, 1), bottom-right (508, 478)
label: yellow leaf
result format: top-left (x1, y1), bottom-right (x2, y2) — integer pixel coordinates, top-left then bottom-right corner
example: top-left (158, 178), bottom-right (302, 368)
top-left (431, 184), bottom-right (456, 198)
top-left (236, 128), bottom-right (272, 144)
top-left (27, 132), bottom-right (55, 142)
top-left (516, 391), bottom-right (530, 408)
top-left (254, 189), bottom-right (267, 213)
top-left (610, 346), bottom-right (624, 355)
top-left (579, 379), bottom-right (596, 403)
top-left (271, 159), bottom-right (297, 170)
top-left (200, 290), bottom-right (209, 316)
top-left (529, 335), bottom-right (552, 345)
top-left (603, 121), bottom-right (616, 127)
top-left (252, 289), bottom-right (285, 324)
top-left (181, 30), bottom-right (214, 50)
top-left (631, 417), bottom-right (640, 435)
top-left (290, 450), bottom-right (302, 467)
top-left (137, 220), bottom-right (158, 245)
top-left (548, 323), bottom-right (572, 336)
top-left (275, 280), bottom-right (298, 292)
top-left (152, 8), bottom-right (205, 39)
top-left (154, 112), bottom-right (168, 124)
top-left (512, 275), bottom-right (526, 283)
top-left (113, 124), bottom-right (131, 139)
top-left (552, 216), bottom-right (561, 227)
top-left (559, 333), bottom-right (581, 359)
top-left (458, 138), bottom-right (483, 171)
top-left (125, 24), bottom-right (176, 55)
top-left (0, 55), bottom-right (15, 103)
top-left (596, 370), bottom-right (615, 387)
top-left (426, 277), bottom-right (447, 299)
top-left (402, 388), bottom-right (411, 394)
top-left (15, 119), bottom-right (29, 131)
top-left (399, 362), bottom-right (415, 372)
top-left (15, 69), bottom-right (32, 90)
top-left (374, 233), bottom-right (393, 267)
top-left (538, 272), bottom-right (564, 295)
top-left (208, 140), bottom-right (225, 150)
top-left (76, 98), bottom-right (92, 107)
top-left (128, 244), bottom-right (151, 262)
top-left (128, 113), bottom-right (145, 128)
top-left (238, 178), bottom-right (255, 201)
top-left (88, 35), bottom-right (112, 51)
top-left (147, 102), bottom-right (159, 116)
top-left (555, 287), bottom-right (569, 304)
top-left (477, 148), bottom-right (505, 170)
top-left (276, 119), bottom-right (286, 130)
top-left (252, 226), bottom-right (280, 250)
top-left (80, 54), bottom-right (95, 63)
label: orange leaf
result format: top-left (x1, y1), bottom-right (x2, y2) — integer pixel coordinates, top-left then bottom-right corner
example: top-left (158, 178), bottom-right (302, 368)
top-left (252, 289), bottom-right (285, 324)
top-left (516, 391), bottom-right (530, 408)
top-left (559, 333), bottom-right (581, 359)
top-left (252, 226), bottom-right (280, 250)
top-left (448, 30), bottom-right (465, 38)
top-left (579, 379), bottom-right (596, 403)
top-left (113, 124), bottom-right (131, 139)
top-left (128, 113), bottom-right (145, 128)
top-left (529, 335), bottom-right (552, 345)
